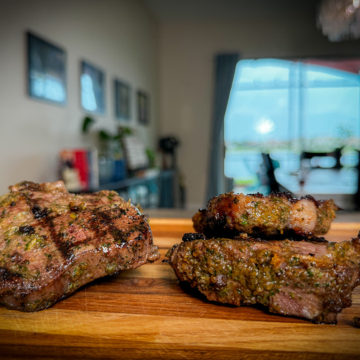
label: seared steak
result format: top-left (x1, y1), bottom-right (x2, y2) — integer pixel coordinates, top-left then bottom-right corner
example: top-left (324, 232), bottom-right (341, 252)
top-left (193, 192), bottom-right (338, 238)
top-left (0, 181), bottom-right (159, 311)
top-left (167, 233), bottom-right (360, 323)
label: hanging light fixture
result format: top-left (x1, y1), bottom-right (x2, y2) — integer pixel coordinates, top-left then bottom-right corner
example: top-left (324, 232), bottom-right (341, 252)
top-left (318, 0), bottom-right (360, 41)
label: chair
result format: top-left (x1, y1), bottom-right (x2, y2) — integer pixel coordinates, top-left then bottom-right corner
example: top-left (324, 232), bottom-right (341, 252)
top-left (261, 153), bottom-right (291, 194)
top-left (300, 147), bottom-right (342, 169)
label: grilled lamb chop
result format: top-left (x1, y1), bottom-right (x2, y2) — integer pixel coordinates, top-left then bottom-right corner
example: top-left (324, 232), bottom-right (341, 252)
top-left (167, 233), bottom-right (360, 323)
top-left (193, 192), bottom-right (337, 239)
top-left (0, 181), bottom-right (159, 311)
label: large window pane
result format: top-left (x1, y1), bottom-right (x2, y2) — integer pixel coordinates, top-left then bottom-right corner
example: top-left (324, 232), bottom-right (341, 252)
top-left (224, 58), bottom-right (360, 196)
top-left (302, 87), bottom-right (360, 150)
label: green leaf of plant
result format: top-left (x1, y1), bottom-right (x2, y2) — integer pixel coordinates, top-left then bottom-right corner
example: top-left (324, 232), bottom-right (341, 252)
top-left (98, 130), bottom-right (112, 141)
top-left (81, 116), bottom-right (95, 133)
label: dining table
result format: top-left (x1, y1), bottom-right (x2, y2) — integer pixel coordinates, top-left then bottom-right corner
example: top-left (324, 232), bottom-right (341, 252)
top-left (0, 218), bottom-right (360, 359)
top-left (275, 167), bottom-right (359, 210)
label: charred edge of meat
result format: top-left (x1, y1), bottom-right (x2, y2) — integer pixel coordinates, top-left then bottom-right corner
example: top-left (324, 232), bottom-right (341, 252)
top-left (18, 225), bottom-right (35, 235)
top-left (31, 205), bottom-right (50, 220)
top-left (10, 181), bottom-right (42, 192)
top-left (248, 192), bottom-right (297, 203)
top-left (0, 267), bottom-right (23, 282)
top-left (199, 218), bottom-right (329, 242)
top-left (247, 231), bottom-right (328, 243)
top-left (188, 231), bottom-right (328, 244)
top-left (207, 191), bottom-right (339, 210)
top-left (301, 194), bottom-right (341, 210)
top-left (206, 191), bottom-right (295, 206)
top-left (238, 233), bottom-right (328, 244)
top-left (182, 233), bottom-right (205, 242)
top-left (351, 233), bottom-right (360, 249)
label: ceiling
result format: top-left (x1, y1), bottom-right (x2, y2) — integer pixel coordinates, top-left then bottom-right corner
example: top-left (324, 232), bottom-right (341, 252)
top-left (142, 0), bottom-right (319, 22)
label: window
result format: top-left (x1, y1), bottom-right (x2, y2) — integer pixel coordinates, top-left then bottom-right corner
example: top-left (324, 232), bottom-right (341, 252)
top-left (224, 58), bottom-right (360, 195)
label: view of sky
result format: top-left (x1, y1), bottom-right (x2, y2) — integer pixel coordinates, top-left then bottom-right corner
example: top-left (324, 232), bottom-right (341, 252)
top-left (225, 59), bottom-right (360, 146)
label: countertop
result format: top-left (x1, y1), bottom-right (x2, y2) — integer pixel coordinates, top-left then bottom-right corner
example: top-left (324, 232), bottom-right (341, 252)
top-left (0, 218), bottom-right (359, 359)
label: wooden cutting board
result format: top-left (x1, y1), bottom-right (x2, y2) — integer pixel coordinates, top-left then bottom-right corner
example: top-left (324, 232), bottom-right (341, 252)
top-left (1, 219), bottom-right (360, 359)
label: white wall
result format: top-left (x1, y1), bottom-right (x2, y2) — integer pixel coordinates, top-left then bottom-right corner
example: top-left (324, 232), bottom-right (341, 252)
top-left (158, 5), bottom-right (360, 210)
top-left (0, 0), bottom-right (159, 193)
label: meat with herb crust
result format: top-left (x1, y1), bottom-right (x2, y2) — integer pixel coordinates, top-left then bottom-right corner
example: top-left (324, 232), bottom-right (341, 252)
top-left (193, 192), bottom-right (338, 239)
top-left (0, 181), bottom-right (159, 311)
top-left (167, 233), bottom-right (360, 323)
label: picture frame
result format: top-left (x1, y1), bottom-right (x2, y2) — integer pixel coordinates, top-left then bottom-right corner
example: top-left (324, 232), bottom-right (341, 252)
top-left (27, 31), bottom-right (66, 105)
top-left (114, 79), bottom-right (131, 121)
top-left (80, 60), bottom-right (105, 114)
top-left (123, 135), bottom-right (149, 171)
top-left (137, 90), bottom-right (149, 125)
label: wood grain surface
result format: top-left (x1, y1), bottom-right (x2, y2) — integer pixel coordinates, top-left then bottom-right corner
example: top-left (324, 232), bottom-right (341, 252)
top-left (0, 219), bottom-right (360, 360)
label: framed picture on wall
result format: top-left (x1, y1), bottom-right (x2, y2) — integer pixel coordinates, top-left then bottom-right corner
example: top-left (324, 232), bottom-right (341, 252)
top-left (80, 60), bottom-right (105, 114)
top-left (27, 31), bottom-right (67, 105)
top-left (114, 79), bottom-right (130, 121)
top-left (137, 90), bottom-right (149, 125)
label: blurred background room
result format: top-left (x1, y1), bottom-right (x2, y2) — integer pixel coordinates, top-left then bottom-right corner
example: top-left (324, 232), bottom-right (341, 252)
top-left (0, 0), bottom-right (359, 219)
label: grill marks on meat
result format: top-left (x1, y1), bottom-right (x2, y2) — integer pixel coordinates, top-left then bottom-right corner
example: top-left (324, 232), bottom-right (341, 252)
top-left (167, 234), bottom-right (360, 323)
top-left (0, 181), bottom-right (159, 311)
top-left (193, 192), bottom-right (338, 239)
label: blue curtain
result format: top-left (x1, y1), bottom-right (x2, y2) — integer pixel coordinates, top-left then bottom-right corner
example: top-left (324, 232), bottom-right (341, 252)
top-left (206, 53), bottom-right (240, 203)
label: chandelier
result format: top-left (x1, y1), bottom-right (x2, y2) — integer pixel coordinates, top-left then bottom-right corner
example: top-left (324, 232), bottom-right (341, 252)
top-left (318, 0), bottom-right (360, 41)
